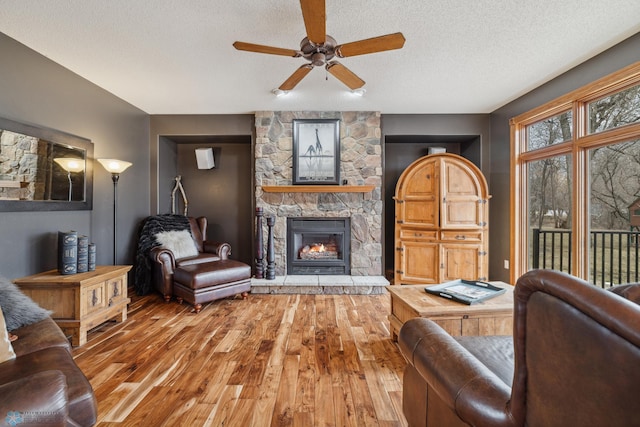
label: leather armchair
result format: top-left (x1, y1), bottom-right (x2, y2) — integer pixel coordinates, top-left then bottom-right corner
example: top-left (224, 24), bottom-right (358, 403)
top-left (399, 270), bottom-right (640, 427)
top-left (150, 216), bottom-right (231, 301)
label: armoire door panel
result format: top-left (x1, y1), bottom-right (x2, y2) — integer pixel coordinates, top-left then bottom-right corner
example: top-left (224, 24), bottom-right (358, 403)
top-left (402, 161), bottom-right (437, 196)
top-left (442, 199), bottom-right (482, 228)
top-left (400, 199), bottom-right (438, 226)
top-left (441, 243), bottom-right (484, 281)
top-left (397, 241), bottom-right (439, 284)
top-left (442, 161), bottom-right (482, 196)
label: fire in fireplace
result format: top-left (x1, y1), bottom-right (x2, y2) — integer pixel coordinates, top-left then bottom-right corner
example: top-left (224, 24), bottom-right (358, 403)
top-left (287, 217), bottom-right (350, 275)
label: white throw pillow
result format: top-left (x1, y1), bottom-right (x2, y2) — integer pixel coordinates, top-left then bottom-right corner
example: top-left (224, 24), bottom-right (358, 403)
top-left (155, 230), bottom-right (199, 260)
top-left (0, 306), bottom-right (16, 363)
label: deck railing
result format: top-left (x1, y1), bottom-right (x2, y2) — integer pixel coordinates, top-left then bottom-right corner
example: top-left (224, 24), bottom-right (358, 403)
top-left (531, 228), bottom-right (640, 288)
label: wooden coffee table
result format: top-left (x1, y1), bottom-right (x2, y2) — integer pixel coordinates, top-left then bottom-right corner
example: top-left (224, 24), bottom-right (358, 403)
top-left (387, 282), bottom-right (514, 341)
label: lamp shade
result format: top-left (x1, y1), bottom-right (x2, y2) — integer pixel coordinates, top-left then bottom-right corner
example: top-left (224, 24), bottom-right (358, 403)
top-left (195, 148), bottom-right (215, 169)
top-left (54, 157), bottom-right (85, 173)
top-left (98, 158), bottom-right (132, 174)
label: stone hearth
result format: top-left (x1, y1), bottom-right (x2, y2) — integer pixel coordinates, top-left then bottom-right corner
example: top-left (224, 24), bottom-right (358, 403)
top-left (251, 275), bottom-right (388, 295)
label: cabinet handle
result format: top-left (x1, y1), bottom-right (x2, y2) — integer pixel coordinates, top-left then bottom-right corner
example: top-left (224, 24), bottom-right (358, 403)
top-left (455, 235), bottom-right (466, 240)
top-left (414, 233), bottom-right (422, 237)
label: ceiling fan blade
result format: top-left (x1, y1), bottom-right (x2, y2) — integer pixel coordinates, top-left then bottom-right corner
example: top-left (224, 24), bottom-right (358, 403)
top-left (326, 61), bottom-right (365, 90)
top-left (233, 41), bottom-right (300, 57)
top-left (300, 0), bottom-right (326, 44)
top-left (336, 32), bottom-right (406, 57)
top-left (279, 64), bottom-right (314, 90)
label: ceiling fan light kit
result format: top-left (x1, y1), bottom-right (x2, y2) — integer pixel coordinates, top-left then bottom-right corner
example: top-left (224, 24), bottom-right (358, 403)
top-left (233, 0), bottom-right (405, 91)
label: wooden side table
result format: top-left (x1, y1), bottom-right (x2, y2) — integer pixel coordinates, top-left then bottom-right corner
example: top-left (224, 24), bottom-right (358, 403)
top-left (386, 282), bottom-right (513, 341)
top-left (14, 265), bottom-right (132, 346)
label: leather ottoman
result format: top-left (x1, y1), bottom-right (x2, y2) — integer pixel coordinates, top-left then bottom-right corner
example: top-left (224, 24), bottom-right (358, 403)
top-left (173, 260), bottom-right (251, 313)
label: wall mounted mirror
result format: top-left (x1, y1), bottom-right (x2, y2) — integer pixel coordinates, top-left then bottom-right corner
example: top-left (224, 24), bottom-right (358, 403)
top-left (0, 116), bottom-right (93, 212)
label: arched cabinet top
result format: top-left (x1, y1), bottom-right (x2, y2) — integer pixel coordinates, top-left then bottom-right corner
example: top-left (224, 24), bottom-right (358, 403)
top-left (394, 153), bottom-right (489, 201)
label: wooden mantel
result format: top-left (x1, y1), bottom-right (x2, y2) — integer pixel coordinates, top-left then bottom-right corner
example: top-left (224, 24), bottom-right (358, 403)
top-left (261, 185), bottom-right (375, 193)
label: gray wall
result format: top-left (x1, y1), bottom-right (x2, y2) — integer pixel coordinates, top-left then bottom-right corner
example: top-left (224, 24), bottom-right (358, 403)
top-left (176, 140), bottom-right (252, 266)
top-left (489, 32), bottom-right (640, 282)
top-left (381, 114), bottom-right (492, 178)
top-left (149, 115), bottom-right (254, 214)
top-left (0, 33), bottom-right (150, 280)
top-left (149, 115), bottom-right (255, 266)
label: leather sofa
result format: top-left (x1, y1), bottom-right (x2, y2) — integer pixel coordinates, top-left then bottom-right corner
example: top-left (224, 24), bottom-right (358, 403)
top-left (398, 269), bottom-right (640, 427)
top-left (150, 216), bottom-right (231, 301)
top-left (1, 317), bottom-right (97, 426)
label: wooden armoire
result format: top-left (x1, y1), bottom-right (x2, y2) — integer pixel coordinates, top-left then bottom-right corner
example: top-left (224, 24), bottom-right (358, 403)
top-left (394, 153), bottom-right (490, 285)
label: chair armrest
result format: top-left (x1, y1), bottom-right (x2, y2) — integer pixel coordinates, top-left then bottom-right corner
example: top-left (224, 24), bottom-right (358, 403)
top-left (203, 241), bottom-right (231, 260)
top-left (608, 283), bottom-right (640, 305)
top-left (0, 370), bottom-right (68, 426)
top-left (149, 246), bottom-right (177, 298)
top-left (399, 318), bottom-right (515, 427)
top-left (150, 246), bottom-right (176, 269)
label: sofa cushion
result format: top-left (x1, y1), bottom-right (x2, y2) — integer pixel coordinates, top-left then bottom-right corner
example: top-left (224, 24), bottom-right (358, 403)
top-left (155, 229), bottom-right (199, 259)
top-left (0, 306), bottom-right (16, 363)
top-left (0, 370), bottom-right (68, 426)
top-left (454, 335), bottom-right (514, 386)
top-left (0, 347), bottom-right (97, 427)
top-left (0, 275), bottom-right (52, 330)
top-left (10, 317), bottom-right (71, 357)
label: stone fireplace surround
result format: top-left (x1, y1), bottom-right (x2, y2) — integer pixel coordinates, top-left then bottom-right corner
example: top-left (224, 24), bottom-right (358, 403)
top-left (251, 111), bottom-right (388, 294)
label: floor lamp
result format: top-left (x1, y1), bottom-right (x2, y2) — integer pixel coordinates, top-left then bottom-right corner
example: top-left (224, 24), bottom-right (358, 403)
top-left (53, 157), bottom-right (85, 201)
top-left (97, 158), bottom-right (132, 264)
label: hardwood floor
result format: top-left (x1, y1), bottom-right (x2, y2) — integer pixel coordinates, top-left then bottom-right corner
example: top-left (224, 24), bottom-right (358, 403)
top-left (73, 292), bottom-right (409, 426)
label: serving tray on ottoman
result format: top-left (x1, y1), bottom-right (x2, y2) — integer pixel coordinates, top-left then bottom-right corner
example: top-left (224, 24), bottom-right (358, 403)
top-left (173, 260), bottom-right (251, 313)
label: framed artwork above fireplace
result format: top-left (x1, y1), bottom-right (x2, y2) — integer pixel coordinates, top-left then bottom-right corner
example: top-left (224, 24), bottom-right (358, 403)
top-left (292, 118), bottom-right (340, 185)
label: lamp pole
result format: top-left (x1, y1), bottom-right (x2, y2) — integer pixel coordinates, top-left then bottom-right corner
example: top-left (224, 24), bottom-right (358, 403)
top-left (111, 172), bottom-right (120, 264)
top-left (98, 159), bottom-right (132, 266)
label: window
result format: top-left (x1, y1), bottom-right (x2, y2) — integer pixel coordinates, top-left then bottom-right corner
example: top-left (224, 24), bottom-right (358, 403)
top-left (511, 62), bottom-right (640, 286)
top-left (589, 83), bottom-right (640, 134)
top-left (527, 111), bottom-right (573, 150)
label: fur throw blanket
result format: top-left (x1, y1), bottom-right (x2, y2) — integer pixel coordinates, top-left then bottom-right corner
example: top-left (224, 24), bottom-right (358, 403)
top-left (134, 214), bottom-right (191, 295)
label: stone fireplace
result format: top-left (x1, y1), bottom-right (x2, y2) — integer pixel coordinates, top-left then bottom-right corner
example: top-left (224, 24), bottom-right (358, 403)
top-left (254, 111), bottom-right (384, 280)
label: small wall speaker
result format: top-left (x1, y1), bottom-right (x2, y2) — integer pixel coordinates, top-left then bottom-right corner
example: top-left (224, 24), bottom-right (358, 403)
top-left (195, 148), bottom-right (215, 169)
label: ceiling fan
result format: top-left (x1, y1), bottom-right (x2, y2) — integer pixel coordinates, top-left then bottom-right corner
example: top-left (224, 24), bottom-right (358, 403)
top-left (233, 0), bottom-right (405, 91)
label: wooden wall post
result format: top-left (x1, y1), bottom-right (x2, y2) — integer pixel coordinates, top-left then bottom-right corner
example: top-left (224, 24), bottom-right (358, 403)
top-left (254, 207), bottom-right (264, 279)
top-left (266, 215), bottom-right (276, 280)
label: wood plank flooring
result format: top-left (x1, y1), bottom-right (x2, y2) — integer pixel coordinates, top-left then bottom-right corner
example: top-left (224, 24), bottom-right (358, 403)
top-left (73, 292), bottom-right (409, 427)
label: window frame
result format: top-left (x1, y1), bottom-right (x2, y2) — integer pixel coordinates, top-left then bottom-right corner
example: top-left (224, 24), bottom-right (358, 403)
top-left (510, 61), bottom-right (640, 283)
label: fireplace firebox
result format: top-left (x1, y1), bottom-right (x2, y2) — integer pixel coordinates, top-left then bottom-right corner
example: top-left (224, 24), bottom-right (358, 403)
top-left (287, 217), bottom-right (350, 275)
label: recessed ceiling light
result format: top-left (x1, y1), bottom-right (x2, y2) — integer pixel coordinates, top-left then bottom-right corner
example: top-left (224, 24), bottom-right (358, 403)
top-left (272, 88), bottom-right (290, 97)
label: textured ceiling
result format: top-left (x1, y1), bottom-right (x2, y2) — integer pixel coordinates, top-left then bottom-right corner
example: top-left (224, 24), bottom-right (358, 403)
top-left (0, 0), bottom-right (639, 114)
